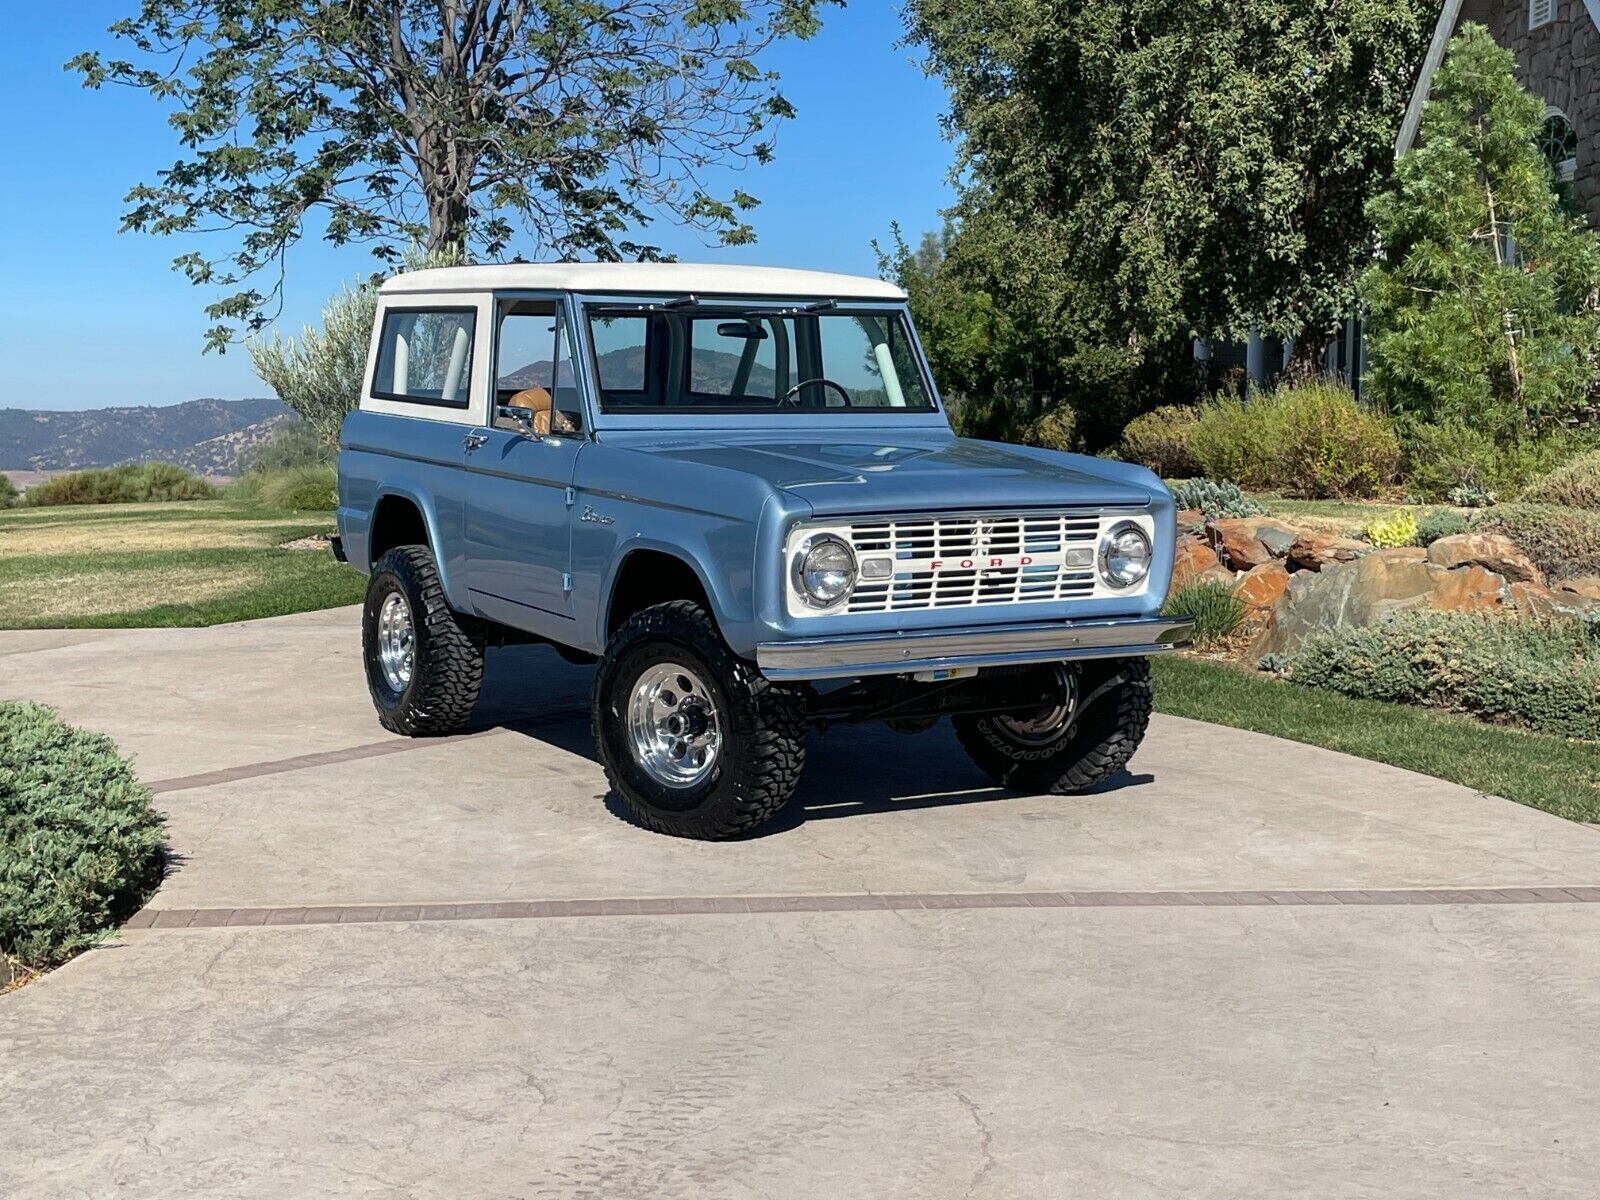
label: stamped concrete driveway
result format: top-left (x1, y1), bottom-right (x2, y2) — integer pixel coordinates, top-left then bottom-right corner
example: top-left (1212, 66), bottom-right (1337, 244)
top-left (3, 606), bottom-right (1600, 1198)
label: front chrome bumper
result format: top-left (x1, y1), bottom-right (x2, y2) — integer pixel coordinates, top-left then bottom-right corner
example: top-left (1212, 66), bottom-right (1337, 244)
top-left (755, 616), bottom-right (1194, 681)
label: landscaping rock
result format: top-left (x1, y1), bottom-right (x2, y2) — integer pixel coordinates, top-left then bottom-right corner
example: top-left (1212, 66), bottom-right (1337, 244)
top-left (1509, 580), bottom-right (1600, 622)
top-left (1557, 575), bottom-right (1600, 602)
top-left (1232, 561), bottom-right (1291, 610)
top-left (1426, 533), bottom-right (1543, 586)
top-left (1253, 548), bottom-right (1509, 656)
top-left (1175, 508), bottom-right (1207, 534)
top-left (1287, 530), bottom-right (1370, 572)
top-left (1172, 534), bottom-right (1229, 589)
top-left (1208, 517), bottom-right (1299, 570)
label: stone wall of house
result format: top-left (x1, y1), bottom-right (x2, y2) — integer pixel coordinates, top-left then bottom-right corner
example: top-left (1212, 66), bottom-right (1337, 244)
top-left (1479, 0), bottom-right (1600, 225)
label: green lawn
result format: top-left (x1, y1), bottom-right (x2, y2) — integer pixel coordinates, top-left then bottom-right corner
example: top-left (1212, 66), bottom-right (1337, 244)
top-left (0, 499), bottom-right (363, 628)
top-left (1153, 655), bottom-right (1600, 823)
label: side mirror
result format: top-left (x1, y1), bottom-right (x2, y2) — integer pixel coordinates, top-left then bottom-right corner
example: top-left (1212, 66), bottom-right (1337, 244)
top-left (495, 404), bottom-right (541, 440)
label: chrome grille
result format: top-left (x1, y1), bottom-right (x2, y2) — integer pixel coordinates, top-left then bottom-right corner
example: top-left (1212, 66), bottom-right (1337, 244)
top-left (841, 511), bottom-right (1106, 614)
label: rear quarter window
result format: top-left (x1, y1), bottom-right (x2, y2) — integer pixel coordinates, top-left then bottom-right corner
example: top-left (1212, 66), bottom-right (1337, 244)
top-left (372, 308), bottom-right (477, 408)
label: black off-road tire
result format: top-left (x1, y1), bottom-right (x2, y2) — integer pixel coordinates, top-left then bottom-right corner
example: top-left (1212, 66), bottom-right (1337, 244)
top-left (953, 658), bottom-right (1153, 794)
top-left (363, 545), bottom-right (485, 736)
top-left (592, 601), bottom-right (806, 840)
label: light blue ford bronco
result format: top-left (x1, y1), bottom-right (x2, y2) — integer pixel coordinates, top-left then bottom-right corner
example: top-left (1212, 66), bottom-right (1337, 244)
top-left (335, 263), bottom-right (1192, 839)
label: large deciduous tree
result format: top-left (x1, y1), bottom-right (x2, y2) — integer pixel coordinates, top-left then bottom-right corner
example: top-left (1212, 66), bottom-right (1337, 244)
top-left (72, 0), bottom-right (832, 349)
top-left (904, 0), bottom-right (1429, 394)
top-left (1361, 25), bottom-right (1600, 442)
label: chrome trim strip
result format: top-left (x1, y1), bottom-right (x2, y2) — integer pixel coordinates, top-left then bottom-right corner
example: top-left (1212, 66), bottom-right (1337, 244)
top-left (756, 616), bottom-right (1195, 681)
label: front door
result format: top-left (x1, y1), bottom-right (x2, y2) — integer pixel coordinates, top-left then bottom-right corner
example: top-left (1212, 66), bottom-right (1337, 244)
top-left (461, 297), bottom-right (587, 635)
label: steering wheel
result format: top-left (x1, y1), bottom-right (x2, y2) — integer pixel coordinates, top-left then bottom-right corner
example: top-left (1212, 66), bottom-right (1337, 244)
top-left (782, 378), bottom-right (854, 408)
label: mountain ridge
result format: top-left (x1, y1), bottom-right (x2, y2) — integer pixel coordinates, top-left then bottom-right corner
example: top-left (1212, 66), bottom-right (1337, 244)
top-left (0, 397), bottom-right (291, 474)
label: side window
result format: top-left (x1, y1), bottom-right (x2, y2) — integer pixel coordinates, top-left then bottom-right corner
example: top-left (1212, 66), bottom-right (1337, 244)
top-left (688, 317), bottom-right (782, 402)
top-left (373, 309), bottom-right (476, 407)
top-left (495, 302), bottom-right (584, 435)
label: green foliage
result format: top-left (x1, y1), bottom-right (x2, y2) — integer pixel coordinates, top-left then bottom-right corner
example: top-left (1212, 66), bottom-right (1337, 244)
top-left (905, 0), bottom-right (1429, 387)
top-left (1163, 580), bottom-right (1247, 648)
top-left (231, 466), bottom-right (338, 512)
top-left (250, 247), bottom-right (462, 447)
top-left (0, 473), bottom-right (16, 509)
top-left (1413, 507), bottom-right (1471, 546)
top-left (1019, 407), bottom-right (1077, 451)
top-left (1523, 449), bottom-right (1600, 510)
top-left (1121, 407), bottom-right (1204, 477)
top-left (1473, 503), bottom-right (1600, 581)
top-left (1165, 478), bottom-right (1265, 520)
top-left (1363, 26), bottom-right (1600, 443)
top-left (1, 702), bottom-right (164, 970)
top-left (1186, 381), bottom-right (1401, 498)
top-left (73, 1), bottom-right (833, 348)
top-left (241, 418), bottom-right (334, 473)
top-left (1362, 508), bottom-right (1419, 548)
top-left (1286, 612), bottom-right (1600, 741)
top-left (25, 464), bottom-right (217, 507)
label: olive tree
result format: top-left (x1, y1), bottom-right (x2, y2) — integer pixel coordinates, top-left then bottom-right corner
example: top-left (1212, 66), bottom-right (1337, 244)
top-left (72, 0), bottom-right (833, 349)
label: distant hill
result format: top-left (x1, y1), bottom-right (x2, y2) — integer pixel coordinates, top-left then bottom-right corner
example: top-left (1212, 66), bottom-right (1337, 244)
top-left (0, 398), bottom-right (291, 475)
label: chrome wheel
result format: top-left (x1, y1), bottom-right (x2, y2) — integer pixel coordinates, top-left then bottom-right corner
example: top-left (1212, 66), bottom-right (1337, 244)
top-left (626, 662), bottom-right (722, 788)
top-left (377, 590), bottom-right (415, 693)
top-left (995, 665), bottom-right (1078, 745)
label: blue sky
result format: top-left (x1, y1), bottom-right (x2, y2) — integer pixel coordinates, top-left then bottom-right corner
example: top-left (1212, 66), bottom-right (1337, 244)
top-left (0, 4), bottom-right (955, 410)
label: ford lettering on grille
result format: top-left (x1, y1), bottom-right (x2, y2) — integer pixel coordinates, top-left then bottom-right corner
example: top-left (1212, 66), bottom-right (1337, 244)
top-left (824, 510), bottom-right (1129, 614)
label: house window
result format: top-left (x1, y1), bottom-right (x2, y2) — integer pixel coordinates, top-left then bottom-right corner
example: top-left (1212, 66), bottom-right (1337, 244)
top-left (1530, 0), bottom-right (1556, 29)
top-left (1541, 108), bottom-right (1578, 183)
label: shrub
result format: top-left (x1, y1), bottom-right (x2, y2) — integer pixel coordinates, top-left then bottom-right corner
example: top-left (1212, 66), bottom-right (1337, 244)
top-left (1363, 508), bottom-right (1419, 548)
top-left (1401, 421), bottom-right (1600, 501)
top-left (1, 703), bottom-right (165, 971)
top-left (1448, 483), bottom-right (1497, 509)
top-left (1120, 406), bottom-right (1203, 477)
top-left (1186, 381), bottom-right (1401, 498)
top-left (1402, 422), bottom-right (1500, 499)
top-left (1524, 449), bottom-right (1600, 510)
top-left (1020, 405), bottom-right (1077, 451)
top-left (1163, 580), bottom-right (1246, 649)
top-left (1413, 508), bottom-right (1471, 546)
top-left (241, 418), bottom-right (334, 473)
top-left (1473, 503), bottom-right (1600, 581)
top-left (0, 472), bottom-right (16, 509)
top-left (1286, 612), bottom-right (1600, 741)
top-left (24, 463), bottom-right (217, 507)
top-left (1165, 478), bottom-right (1265, 520)
top-left (233, 465), bottom-right (338, 512)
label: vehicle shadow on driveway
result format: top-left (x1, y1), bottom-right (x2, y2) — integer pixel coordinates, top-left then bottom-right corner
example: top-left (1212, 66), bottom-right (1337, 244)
top-left (478, 646), bottom-right (1153, 837)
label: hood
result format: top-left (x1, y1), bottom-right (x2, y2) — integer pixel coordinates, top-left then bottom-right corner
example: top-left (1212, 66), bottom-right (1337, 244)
top-left (602, 429), bottom-right (1158, 516)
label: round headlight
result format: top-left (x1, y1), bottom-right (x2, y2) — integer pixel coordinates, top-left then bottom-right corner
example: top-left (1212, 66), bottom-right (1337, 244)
top-left (794, 535), bottom-right (857, 608)
top-left (1099, 523), bottom-right (1152, 589)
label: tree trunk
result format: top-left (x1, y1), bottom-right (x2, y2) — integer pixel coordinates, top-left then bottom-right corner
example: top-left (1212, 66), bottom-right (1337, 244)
top-left (1287, 329), bottom-right (1329, 381)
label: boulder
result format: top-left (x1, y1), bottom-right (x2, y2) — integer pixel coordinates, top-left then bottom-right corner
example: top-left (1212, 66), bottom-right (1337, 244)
top-left (1557, 575), bottom-right (1600, 602)
top-left (1253, 548), bottom-right (1509, 656)
top-left (1175, 508), bottom-right (1207, 534)
top-left (1287, 530), bottom-right (1370, 572)
top-left (1208, 517), bottom-right (1299, 570)
top-left (1510, 580), bottom-right (1600, 622)
top-left (1426, 532), bottom-right (1543, 585)
top-left (1232, 561), bottom-right (1291, 610)
top-left (1171, 534), bottom-right (1228, 589)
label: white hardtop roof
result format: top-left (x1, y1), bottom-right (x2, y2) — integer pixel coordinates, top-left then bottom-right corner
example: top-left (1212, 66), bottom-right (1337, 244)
top-left (380, 261), bottom-right (906, 300)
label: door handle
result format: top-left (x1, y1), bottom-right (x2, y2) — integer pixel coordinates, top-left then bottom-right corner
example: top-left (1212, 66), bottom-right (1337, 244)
top-left (462, 432), bottom-right (489, 452)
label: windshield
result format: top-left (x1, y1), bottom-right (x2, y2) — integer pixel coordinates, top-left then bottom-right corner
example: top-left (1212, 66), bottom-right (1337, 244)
top-left (584, 305), bottom-right (937, 414)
